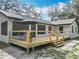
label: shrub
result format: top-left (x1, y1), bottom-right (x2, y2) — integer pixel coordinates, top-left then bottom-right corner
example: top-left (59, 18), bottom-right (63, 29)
top-left (74, 35), bottom-right (79, 40)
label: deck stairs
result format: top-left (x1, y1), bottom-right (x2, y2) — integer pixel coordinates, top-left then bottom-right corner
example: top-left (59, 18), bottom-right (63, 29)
top-left (51, 32), bottom-right (64, 47)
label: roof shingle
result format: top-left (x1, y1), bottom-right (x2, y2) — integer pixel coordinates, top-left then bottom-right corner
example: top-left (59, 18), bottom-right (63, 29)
top-left (0, 10), bottom-right (25, 20)
top-left (51, 18), bottom-right (75, 25)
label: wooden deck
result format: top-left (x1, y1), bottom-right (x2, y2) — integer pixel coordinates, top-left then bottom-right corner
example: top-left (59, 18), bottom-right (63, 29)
top-left (9, 30), bottom-right (64, 54)
top-left (9, 36), bottom-right (63, 48)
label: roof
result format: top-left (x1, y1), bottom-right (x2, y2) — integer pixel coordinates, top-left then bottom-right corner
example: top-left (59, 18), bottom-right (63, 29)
top-left (21, 17), bottom-right (51, 24)
top-left (0, 10), bottom-right (51, 24)
top-left (0, 10), bottom-right (76, 25)
top-left (51, 18), bottom-right (76, 25)
top-left (0, 10), bottom-right (25, 20)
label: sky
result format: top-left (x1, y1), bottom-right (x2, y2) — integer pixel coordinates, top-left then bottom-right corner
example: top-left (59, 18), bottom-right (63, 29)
top-left (20, 0), bottom-right (70, 20)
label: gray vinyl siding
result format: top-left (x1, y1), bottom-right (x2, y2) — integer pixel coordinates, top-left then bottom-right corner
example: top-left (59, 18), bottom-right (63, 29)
top-left (0, 12), bottom-right (9, 43)
top-left (70, 21), bottom-right (78, 38)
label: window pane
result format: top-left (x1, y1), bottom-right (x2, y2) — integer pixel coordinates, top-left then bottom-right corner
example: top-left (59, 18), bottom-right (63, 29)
top-left (38, 25), bottom-right (45, 30)
top-left (59, 26), bottom-right (63, 33)
top-left (72, 26), bottom-right (74, 33)
top-left (31, 24), bottom-right (36, 30)
top-left (13, 22), bottom-right (29, 30)
top-left (37, 32), bottom-right (45, 34)
top-left (1, 21), bottom-right (7, 35)
top-left (48, 26), bottom-right (52, 31)
top-left (12, 32), bottom-right (18, 36)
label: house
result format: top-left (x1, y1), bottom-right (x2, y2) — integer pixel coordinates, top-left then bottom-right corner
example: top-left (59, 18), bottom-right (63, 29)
top-left (0, 10), bottom-right (25, 43)
top-left (51, 18), bottom-right (78, 38)
top-left (0, 10), bottom-right (78, 53)
top-left (0, 10), bottom-right (78, 43)
top-left (0, 10), bottom-right (53, 43)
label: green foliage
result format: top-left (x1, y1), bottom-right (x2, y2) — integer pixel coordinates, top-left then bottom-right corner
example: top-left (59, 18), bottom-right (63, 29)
top-left (74, 35), bottom-right (79, 40)
top-left (35, 46), bottom-right (79, 59)
top-left (68, 13), bottom-right (76, 18)
top-left (67, 48), bottom-right (78, 59)
top-left (35, 48), bottom-right (67, 59)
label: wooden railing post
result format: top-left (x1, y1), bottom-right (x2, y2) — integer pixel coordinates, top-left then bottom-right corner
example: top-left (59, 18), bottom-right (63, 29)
top-left (55, 35), bottom-right (58, 47)
top-left (27, 31), bottom-right (30, 43)
top-left (25, 32), bottom-right (27, 41)
top-left (26, 31), bottom-right (30, 54)
top-left (57, 35), bottom-right (58, 41)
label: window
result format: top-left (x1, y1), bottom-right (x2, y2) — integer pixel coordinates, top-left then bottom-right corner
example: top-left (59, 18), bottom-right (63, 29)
top-left (38, 25), bottom-right (45, 31)
top-left (37, 32), bottom-right (45, 34)
top-left (48, 26), bottom-right (52, 31)
top-left (72, 26), bottom-right (74, 33)
top-left (31, 24), bottom-right (36, 30)
top-left (59, 26), bottom-right (63, 33)
top-left (13, 22), bottom-right (29, 30)
top-left (12, 32), bottom-right (19, 36)
top-left (1, 21), bottom-right (7, 35)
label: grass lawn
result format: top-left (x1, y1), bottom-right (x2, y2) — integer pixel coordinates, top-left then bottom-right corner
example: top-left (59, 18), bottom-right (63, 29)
top-left (35, 48), bottom-right (68, 59)
top-left (0, 41), bottom-right (9, 49)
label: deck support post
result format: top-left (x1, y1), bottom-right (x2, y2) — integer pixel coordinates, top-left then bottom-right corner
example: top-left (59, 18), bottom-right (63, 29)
top-left (26, 24), bottom-right (31, 54)
top-left (27, 48), bottom-right (29, 54)
top-left (27, 24), bottom-right (31, 42)
top-left (55, 35), bottom-right (58, 47)
top-left (32, 47), bottom-right (34, 52)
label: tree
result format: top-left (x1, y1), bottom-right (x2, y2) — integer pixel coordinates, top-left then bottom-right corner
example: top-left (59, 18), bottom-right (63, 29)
top-left (48, 6), bottom-right (60, 21)
top-left (0, 0), bottom-right (20, 11)
top-left (71, 0), bottom-right (79, 16)
top-left (48, 3), bottom-right (76, 21)
top-left (0, 0), bottom-right (42, 19)
top-left (21, 4), bottom-right (42, 19)
top-left (71, 0), bottom-right (79, 33)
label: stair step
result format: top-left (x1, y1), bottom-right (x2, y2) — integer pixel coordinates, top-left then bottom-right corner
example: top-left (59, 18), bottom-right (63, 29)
top-left (54, 42), bottom-right (64, 47)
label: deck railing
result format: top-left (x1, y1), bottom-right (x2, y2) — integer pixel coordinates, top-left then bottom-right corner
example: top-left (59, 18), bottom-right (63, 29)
top-left (54, 31), bottom-right (70, 38)
top-left (9, 30), bottom-right (28, 41)
top-left (9, 30), bottom-right (67, 43)
top-left (9, 30), bottom-right (65, 54)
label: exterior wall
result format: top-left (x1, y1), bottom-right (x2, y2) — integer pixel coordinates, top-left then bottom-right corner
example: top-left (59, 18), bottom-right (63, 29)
top-left (70, 21), bottom-right (78, 38)
top-left (53, 21), bottom-right (78, 38)
top-left (0, 12), bottom-right (9, 43)
top-left (53, 25), bottom-right (71, 38)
